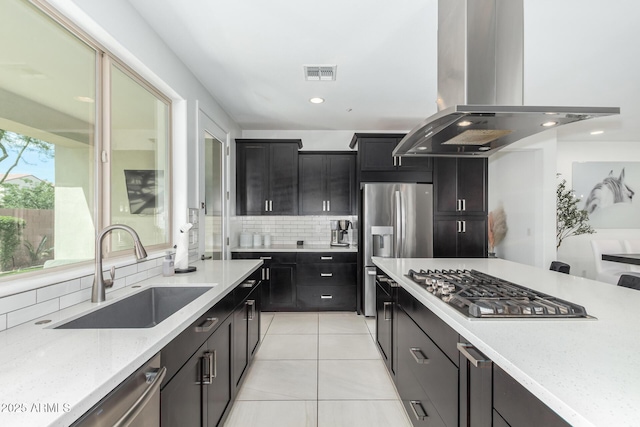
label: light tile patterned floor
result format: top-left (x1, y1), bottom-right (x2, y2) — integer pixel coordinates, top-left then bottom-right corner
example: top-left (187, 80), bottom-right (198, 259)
top-left (224, 312), bottom-right (412, 427)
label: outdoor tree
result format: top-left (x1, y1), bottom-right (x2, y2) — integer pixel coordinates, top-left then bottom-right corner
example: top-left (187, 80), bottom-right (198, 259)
top-left (1, 180), bottom-right (55, 210)
top-left (556, 177), bottom-right (595, 249)
top-left (0, 129), bottom-right (54, 186)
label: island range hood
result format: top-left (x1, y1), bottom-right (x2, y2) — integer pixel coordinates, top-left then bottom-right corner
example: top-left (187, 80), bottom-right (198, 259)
top-left (393, 0), bottom-right (619, 157)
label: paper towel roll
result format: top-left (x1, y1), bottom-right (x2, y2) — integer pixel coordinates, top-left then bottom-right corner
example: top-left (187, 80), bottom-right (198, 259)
top-left (175, 223), bottom-right (193, 270)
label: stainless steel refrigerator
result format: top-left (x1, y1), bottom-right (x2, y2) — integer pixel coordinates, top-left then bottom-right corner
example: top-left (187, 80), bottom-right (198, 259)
top-left (362, 183), bottom-right (433, 316)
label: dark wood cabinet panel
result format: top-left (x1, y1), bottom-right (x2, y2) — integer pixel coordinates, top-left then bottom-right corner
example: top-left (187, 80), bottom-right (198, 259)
top-left (434, 217), bottom-right (487, 258)
top-left (376, 280), bottom-right (393, 373)
top-left (359, 137), bottom-right (398, 171)
top-left (161, 342), bottom-right (204, 427)
top-left (296, 285), bottom-right (355, 310)
top-left (266, 264), bottom-right (296, 310)
top-left (205, 318), bottom-right (232, 427)
top-left (434, 158), bottom-right (486, 216)
top-left (298, 152), bottom-right (356, 215)
top-left (493, 365), bottom-right (570, 427)
top-left (236, 140), bottom-right (300, 215)
top-left (296, 263), bottom-right (356, 287)
top-left (232, 301), bottom-right (249, 393)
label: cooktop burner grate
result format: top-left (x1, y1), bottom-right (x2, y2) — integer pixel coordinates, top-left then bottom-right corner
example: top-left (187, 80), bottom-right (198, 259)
top-left (406, 269), bottom-right (589, 319)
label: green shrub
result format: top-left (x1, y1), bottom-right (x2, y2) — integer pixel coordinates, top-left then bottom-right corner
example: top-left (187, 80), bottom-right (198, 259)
top-left (0, 216), bottom-right (26, 271)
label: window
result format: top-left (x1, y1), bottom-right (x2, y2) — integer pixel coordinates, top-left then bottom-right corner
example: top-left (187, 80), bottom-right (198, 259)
top-left (0, 0), bottom-right (171, 278)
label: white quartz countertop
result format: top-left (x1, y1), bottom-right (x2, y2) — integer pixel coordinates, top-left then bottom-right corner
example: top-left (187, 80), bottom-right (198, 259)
top-left (372, 257), bottom-right (640, 427)
top-left (0, 259), bottom-right (261, 427)
top-left (232, 243), bottom-right (357, 252)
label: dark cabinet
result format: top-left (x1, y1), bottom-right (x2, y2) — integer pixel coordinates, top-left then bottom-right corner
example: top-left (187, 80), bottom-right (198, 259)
top-left (458, 340), bottom-right (492, 427)
top-left (434, 158), bottom-right (486, 215)
top-left (296, 252), bottom-right (356, 311)
top-left (236, 140), bottom-right (301, 215)
top-left (299, 152), bottom-right (356, 215)
top-left (433, 217), bottom-right (487, 258)
top-left (350, 133), bottom-right (433, 183)
top-left (161, 316), bottom-right (232, 427)
top-left (232, 253), bottom-right (297, 311)
top-left (493, 365), bottom-right (570, 427)
top-left (433, 157), bottom-right (487, 258)
top-left (233, 283), bottom-right (260, 394)
top-left (375, 272), bottom-right (397, 377)
top-left (161, 272), bottom-right (261, 427)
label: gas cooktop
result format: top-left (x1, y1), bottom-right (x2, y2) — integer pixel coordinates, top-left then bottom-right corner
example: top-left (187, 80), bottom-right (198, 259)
top-left (406, 269), bottom-right (590, 319)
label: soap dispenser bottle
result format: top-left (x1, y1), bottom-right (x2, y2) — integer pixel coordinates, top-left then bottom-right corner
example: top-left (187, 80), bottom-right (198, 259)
top-left (162, 251), bottom-right (175, 276)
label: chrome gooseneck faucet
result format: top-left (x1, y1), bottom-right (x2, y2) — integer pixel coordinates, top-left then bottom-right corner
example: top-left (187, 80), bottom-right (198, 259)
top-left (92, 224), bottom-right (148, 303)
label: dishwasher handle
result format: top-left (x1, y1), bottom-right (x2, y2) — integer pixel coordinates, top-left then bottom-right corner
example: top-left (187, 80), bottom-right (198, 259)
top-left (113, 366), bottom-right (166, 427)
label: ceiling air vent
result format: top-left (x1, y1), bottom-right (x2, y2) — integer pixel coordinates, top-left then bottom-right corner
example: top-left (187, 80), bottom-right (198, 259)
top-left (304, 65), bottom-right (336, 81)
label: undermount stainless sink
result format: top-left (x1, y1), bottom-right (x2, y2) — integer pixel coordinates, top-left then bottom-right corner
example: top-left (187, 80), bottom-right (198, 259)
top-left (56, 286), bottom-right (213, 329)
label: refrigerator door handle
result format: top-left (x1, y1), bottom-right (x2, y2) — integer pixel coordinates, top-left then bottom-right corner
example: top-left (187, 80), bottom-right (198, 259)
top-left (394, 191), bottom-right (402, 258)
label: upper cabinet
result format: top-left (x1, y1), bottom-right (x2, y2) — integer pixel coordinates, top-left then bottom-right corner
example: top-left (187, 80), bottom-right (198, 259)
top-left (298, 152), bottom-right (356, 215)
top-left (236, 139), bottom-right (301, 215)
top-left (434, 157), bottom-right (487, 216)
top-left (350, 133), bottom-right (433, 183)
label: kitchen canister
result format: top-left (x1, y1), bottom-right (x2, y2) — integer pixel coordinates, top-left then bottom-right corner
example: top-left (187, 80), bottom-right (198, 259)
top-left (253, 233), bottom-right (262, 247)
top-left (240, 232), bottom-right (252, 248)
top-left (263, 234), bottom-right (272, 247)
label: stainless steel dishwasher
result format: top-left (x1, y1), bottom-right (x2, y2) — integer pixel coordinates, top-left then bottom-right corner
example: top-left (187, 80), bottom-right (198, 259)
top-left (72, 353), bottom-right (166, 427)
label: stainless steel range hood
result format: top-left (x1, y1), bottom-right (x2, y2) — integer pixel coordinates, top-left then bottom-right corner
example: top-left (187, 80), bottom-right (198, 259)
top-left (393, 0), bottom-right (619, 157)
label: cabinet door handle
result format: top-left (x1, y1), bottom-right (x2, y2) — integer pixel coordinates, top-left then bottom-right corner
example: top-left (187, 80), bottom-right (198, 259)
top-left (409, 401), bottom-right (428, 421)
top-left (261, 268), bottom-right (265, 280)
top-left (462, 220), bottom-right (466, 233)
top-left (202, 351), bottom-right (215, 384)
top-left (269, 200), bottom-right (273, 211)
top-left (195, 317), bottom-right (219, 333)
top-left (393, 156), bottom-right (397, 166)
top-left (383, 301), bottom-right (393, 320)
top-left (327, 200), bottom-right (330, 211)
top-left (321, 273), bottom-right (333, 277)
top-left (265, 200), bottom-right (269, 212)
top-left (409, 347), bottom-right (429, 364)
top-left (457, 342), bottom-right (492, 368)
top-left (322, 200), bottom-right (326, 211)
top-left (260, 256), bottom-right (272, 260)
top-left (266, 267), bottom-right (270, 280)
top-left (398, 156), bottom-right (402, 167)
top-left (321, 295), bottom-right (333, 299)
top-left (462, 198), bottom-right (466, 211)
top-left (456, 221), bottom-right (461, 233)
top-left (247, 299), bottom-right (255, 320)
top-left (321, 256), bottom-right (333, 260)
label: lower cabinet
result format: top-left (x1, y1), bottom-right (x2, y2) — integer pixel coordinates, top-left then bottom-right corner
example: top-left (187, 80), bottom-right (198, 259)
top-left (161, 276), bottom-right (261, 427)
top-left (375, 271), bottom-right (573, 427)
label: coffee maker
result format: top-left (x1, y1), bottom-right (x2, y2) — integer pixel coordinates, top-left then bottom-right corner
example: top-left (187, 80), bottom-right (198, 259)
top-left (330, 220), bottom-right (352, 246)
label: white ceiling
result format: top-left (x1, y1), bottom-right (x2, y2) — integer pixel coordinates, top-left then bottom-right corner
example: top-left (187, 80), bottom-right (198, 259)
top-left (126, 0), bottom-right (439, 131)
top-left (125, 0), bottom-right (640, 142)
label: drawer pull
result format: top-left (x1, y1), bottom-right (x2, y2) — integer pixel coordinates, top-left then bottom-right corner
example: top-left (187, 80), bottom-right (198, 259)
top-left (195, 317), bottom-right (219, 333)
top-left (321, 256), bottom-right (333, 260)
top-left (409, 400), bottom-right (428, 421)
top-left (247, 300), bottom-right (256, 320)
top-left (260, 256), bottom-right (272, 260)
top-left (240, 279), bottom-right (257, 288)
top-left (409, 347), bottom-right (429, 364)
top-left (457, 342), bottom-right (492, 368)
top-left (383, 301), bottom-right (393, 321)
top-left (321, 273), bottom-right (333, 277)
top-left (321, 295), bottom-right (333, 299)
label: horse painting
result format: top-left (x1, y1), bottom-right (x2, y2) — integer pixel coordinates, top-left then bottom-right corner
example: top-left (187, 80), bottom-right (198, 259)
top-left (583, 168), bottom-right (635, 214)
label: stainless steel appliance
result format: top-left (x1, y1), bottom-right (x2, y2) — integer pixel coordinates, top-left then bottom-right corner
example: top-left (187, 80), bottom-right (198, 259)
top-left (72, 353), bottom-right (165, 426)
top-left (363, 183), bottom-right (433, 316)
top-left (406, 269), bottom-right (590, 318)
top-left (331, 219), bottom-right (352, 247)
top-left (392, 0), bottom-right (618, 158)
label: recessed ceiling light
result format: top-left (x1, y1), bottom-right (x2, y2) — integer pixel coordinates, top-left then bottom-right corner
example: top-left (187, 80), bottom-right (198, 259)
top-left (458, 120), bottom-right (473, 127)
top-left (542, 121), bottom-right (557, 127)
top-left (590, 130), bottom-right (604, 135)
top-left (309, 97), bottom-right (324, 104)
top-left (74, 96), bottom-right (94, 103)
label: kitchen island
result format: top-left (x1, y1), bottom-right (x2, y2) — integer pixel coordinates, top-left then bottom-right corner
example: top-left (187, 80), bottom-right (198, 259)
top-left (0, 259), bottom-right (261, 427)
top-left (373, 257), bottom-right (640, 427)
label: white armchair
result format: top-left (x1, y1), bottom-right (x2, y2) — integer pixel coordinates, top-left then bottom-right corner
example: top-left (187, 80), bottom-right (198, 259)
top-left (590, 240), bottom-right (630, 285)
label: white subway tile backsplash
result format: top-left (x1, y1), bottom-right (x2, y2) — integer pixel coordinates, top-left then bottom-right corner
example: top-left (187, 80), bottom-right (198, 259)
top-left (239, 215), bottom-right (357, 245)
top-left (60, 288), bottom-right (92, 310)
top-left (0, 314), bottom-right (6, 331)
top-left (7, 299), bottom-right (59, 328)
top-left (80, 275), bottom-right (93, 289)
top-left (137, 259), bottom-right (158, 272)
top-left (125, 271), bottom-right (148, 287)
top-left (0, 291), bottom-right (36, 315)
top-left (36, 279), bottom-right (81, 303)
top-left (107, 278), bottom-right (127, 293)
top-left (116, 264), bottom-right (138, 278)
